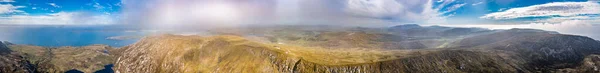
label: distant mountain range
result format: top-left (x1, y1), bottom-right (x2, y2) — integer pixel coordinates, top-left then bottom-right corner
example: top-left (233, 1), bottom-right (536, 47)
top-left (1, 24), bottom-right (600, 73)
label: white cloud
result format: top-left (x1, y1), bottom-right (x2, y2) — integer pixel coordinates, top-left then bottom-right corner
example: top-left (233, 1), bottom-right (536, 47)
top-left (472, 2), bottom-right (483, 6)
top-left (530, 16), bottom-right (600, 24)
top-left (481, 1), bottom-right (600, 20)
top-left (440, 3), bottom-right (466, 14)
top-left (0, 4), bottom-right (24, 14)
top-left (527, 20), bottom-right (600, 40)
top-left (345, 0), bottom-right (407, 18)
top-left (120, 0), bottom-right (464, 30)
top-left (48, 3), bottom-right (61, 8)
top-left (435, 20), bottom-right (600, 40)
top-left (344, 0), bottom-right (462, 23)
top-left (436, 0), bottom-right (445, 3)
top-left (93, 2), bottom-right (105, 10)
top-left (498, 8), bottom-right (507, 11)
top-left (122, 0), bottom-right (399, 29)
top-left (477, 1), bottom-right (600, 40)
top-left (0, 12), bottom-right (117, 25)
top-left (0, 0), bottom-right (14, 2)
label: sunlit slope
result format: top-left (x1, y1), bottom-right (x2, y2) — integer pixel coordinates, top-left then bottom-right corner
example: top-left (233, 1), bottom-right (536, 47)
top-left (114, 27), bottom-right (600, 73)
top-left (114, 34), bottom-right (522, 73)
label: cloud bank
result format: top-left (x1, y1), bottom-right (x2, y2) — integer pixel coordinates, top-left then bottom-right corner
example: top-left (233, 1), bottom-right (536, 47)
top-left (480, 1), bottom-right (600, 20)
top-left (0, 4), bottom-right (24, 14)
top-left (121, 0), bottom-right (463, 29)
top-left (0, 0), bottom-right (119, 25)
top-left (0, 12), bottom-right (116, 25)
top-left (0, 0), bottom-right (13, 2)
top-left (476, 1), bottom-right (600, 40)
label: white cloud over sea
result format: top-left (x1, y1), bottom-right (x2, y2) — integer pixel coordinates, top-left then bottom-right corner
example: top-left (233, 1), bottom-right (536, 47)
top-left (0, 4), bottom-right (24, 14)
top-left (0, 12), bottom-right (116, 25)
top-left (474, 1), bottom-right (600, 40)
top-left (0, 0), bottom-right (119, 25)
top-left (0, 0), bottom-right (14, 2)
top-left (481, 1), bottom-right (600, 20)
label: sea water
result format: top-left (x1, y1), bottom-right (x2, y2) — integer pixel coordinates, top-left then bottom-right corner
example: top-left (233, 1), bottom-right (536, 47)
top-left (0, 25), bottom-right (141, 47)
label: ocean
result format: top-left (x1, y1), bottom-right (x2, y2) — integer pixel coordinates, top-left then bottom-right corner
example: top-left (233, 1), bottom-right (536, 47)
top-left (0, 25), bottom-right (143, 47)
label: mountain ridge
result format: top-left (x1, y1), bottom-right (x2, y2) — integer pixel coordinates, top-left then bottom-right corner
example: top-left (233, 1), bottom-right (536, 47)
top-left (2, 24), bottom-right (600, 73)
top-left (0, 42), bottom-right (116, 73)
top-left (114, 34), bottom-right (521, 73)
top-left (114, 30), bottom-right (600, 72)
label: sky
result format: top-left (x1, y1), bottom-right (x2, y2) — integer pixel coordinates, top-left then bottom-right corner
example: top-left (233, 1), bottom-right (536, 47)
top-left (0, 0), bottom-right (599, 39)
top-left (0, 0), bottom-right (120, 25)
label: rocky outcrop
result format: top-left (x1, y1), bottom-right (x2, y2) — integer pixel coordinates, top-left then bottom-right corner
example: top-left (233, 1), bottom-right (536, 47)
top-left (114, 35), bottom-right (499, 73)
top-left (2, 43), bottom-right (116, 73)
top-left (0, 53), bottom-right (36, 73)
top-left (452, 29), bottom-right (600, 72)
top-left (4, 25), bottom-right (599, 73)
top-left (0, 41), bottom-right (36, 73)
top-left (0, 41), bottom-right (11, 54)
top-left (114, 31), bottom-right (600, 73)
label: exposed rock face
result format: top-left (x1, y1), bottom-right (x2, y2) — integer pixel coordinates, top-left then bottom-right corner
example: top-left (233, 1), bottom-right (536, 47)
top-left (115, 27), bottom-right (600, 73)
top-left (113, 31), bottom-right (600, 73)
top-left (0, 41), bottom-right (11, 54)
top-left (0, 41), bottom-right (36, 73)
top-left (452, 29), bottom-right (600, 72)
top-left (1, 43), bottom-right (116, 73)
top-left (286, 50), bottom-right (520, 73)
top-left (114, 35), bottom-right (518, 73)
top-left (5, 25), bottom-right (600, 73)
top-left (0, 53), bottom-right (36, 73)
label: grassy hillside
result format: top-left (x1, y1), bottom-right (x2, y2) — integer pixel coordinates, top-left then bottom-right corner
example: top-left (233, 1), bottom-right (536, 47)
top-left (114, 34), bottom-right (529, 73)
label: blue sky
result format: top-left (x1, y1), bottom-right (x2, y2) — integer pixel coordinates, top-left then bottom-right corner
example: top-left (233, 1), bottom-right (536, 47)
top-left (0, 0), bottom-right (598, 25)
top-left (5, 0), bottom-right (120, 15)
top-left (0, 0), bottom-right (121, 25)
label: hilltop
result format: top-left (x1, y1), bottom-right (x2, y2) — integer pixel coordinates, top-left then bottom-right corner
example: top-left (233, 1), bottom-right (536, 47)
top-left (2, 24), bottom-right (600, 73)
top-left (114, 26), bottom-right (600, 72)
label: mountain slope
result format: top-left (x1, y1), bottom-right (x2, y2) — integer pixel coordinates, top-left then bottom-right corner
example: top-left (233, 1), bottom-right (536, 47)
top-left (0, 41), bottom-right (11, 54)
top-left (2, 44), bottom-right (116, 73)
top-left (114, 34), bottom-right (525, 73)
top-left (0, 41), bottom-right (36, 73)
top-left (386, 24), bottom-right (492, 37)
top-left (452, 29), bottom-right (600, 72)
top-left (115, 30), bottom-right (600, 73)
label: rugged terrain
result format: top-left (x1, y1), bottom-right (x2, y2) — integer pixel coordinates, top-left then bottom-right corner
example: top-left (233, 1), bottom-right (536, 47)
top-left (0, 41), bottom-right (36, 73)
top-left (113, 25), bottom-right (600, 73)
top-left (0, 41), bottom-right (116, 73)
top-left (2, 24), bottom-right (600, 73)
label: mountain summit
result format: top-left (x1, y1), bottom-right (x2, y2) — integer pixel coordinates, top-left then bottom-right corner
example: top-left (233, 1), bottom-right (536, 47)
top-left (114, 27), bottom-right (600, 72)
top-left (3, 25), bottom-right (600, 73)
